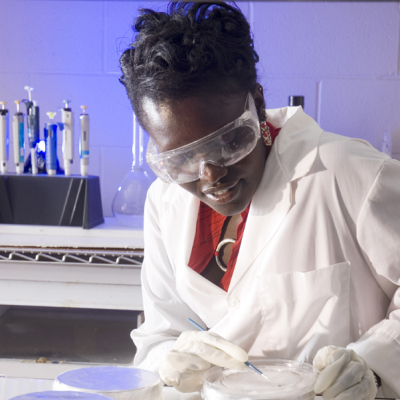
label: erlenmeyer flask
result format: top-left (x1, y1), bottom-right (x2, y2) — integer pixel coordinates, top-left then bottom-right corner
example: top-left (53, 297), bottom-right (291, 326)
top-left (112, 113), bottom-right (154, 228)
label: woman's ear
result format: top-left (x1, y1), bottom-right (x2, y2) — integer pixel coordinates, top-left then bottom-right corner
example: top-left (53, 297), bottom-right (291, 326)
top-left (251, 83), bottom-right (266, 121)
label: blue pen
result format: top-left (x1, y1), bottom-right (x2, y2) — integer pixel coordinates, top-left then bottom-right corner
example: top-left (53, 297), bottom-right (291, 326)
top-left (187, 318), bottom-right (275, 384)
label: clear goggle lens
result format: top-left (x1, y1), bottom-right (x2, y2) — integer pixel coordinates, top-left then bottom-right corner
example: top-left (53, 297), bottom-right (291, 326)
top-left (146, 93), bottom-right (260, 184)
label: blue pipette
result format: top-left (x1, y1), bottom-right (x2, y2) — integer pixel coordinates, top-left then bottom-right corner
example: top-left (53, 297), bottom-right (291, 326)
top-left (187, 318), bottom-right (276, 384)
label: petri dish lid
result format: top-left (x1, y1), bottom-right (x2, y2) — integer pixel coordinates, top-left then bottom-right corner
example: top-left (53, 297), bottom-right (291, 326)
top-left (54, 366), bottom-right (160, 393)
top-left (10, 391), bottom-right (114, 400)
top-left (203, 359), bottom-right (317, 400)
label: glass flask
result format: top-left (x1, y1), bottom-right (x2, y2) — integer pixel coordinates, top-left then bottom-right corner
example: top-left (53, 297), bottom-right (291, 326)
top-left (112, 113), bottom-right (154, 229)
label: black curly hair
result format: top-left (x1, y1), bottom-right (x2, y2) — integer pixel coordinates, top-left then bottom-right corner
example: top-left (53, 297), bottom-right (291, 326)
top-left (119, 2), bottom-right (259, 126)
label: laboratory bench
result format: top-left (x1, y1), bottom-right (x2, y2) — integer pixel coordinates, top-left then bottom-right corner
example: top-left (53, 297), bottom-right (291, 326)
top-left (0, 218), bottom-right (144, 312)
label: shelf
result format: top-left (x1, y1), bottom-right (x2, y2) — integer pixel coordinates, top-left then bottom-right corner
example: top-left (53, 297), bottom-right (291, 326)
top-left (0, 218), bottom-right (145, 310)
top-left (0, 217), bottom-right (144, 250)
top-left (0, 248), bottom-right (143, 266)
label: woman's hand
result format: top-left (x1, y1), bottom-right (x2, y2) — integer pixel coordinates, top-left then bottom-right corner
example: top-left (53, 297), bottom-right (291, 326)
top-left (158, 330), bottom-right (248, 393)
top-left (313, 346), bottom-right (378, 400)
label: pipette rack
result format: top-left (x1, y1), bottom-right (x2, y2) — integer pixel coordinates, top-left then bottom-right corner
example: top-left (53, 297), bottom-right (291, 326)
top-left (0, 174), bottom-right (104, 229)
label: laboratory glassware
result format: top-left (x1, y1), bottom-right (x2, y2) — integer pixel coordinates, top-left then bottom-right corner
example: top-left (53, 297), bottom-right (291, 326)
top-left (112, 113), bottom-right (154, 229)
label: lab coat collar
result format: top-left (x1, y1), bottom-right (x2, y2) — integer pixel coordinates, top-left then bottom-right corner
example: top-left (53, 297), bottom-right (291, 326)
top-left (267, 106), bottom-right (323, 182)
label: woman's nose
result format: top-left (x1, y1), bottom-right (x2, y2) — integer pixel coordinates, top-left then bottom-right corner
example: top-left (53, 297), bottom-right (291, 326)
top-left (199, 161), bottom-right (228, 184)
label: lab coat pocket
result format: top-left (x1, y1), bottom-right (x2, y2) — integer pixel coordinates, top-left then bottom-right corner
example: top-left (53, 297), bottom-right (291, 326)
top-left (256, 261), bottom-right (350, 361)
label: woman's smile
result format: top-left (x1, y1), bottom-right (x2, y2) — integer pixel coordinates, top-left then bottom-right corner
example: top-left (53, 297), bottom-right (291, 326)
top-left (203, 179), bottom-right (241, 203)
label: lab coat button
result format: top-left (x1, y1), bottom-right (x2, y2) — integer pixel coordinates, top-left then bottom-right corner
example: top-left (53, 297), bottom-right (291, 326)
top-left (228, 297), bottom-right (240, 309)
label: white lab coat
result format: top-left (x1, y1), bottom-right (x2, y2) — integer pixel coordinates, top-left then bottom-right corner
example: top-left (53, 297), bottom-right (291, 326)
top-left (132, 106), bottom-right (400, 397)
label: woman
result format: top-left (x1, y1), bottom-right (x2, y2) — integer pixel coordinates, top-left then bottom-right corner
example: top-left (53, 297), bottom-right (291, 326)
top-left (119, 2), bottom-right (400, 398)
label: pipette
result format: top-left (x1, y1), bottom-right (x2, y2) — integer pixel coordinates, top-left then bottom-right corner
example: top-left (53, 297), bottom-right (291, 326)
top-left (13, 100), bottom-right (25, 174)
top-left (61, 100), bottom-right (74, 176)
top-left (79, 105), bottom-right (89, 176)
top-left (0, 102), bottom-right (9, 174)
top-left (188, 318), bottom-right (276, 384)
top-left (23, 86), bottom-right (40, 175)
top-left (45, 112), bottom-right (64, 176)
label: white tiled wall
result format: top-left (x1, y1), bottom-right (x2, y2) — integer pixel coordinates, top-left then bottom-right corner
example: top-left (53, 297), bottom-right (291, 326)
top-left (0, 1), bottom-right (399, 216)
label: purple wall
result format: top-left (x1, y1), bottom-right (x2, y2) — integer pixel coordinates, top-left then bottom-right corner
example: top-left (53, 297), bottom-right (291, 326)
top-left (0, 1), bottom-right (399, 217)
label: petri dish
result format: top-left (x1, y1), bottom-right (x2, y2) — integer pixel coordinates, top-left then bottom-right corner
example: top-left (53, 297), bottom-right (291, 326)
top-left (53, 366), bottom-right (163, 400)
top-left (202, 359), bottom-right (316, 400)
top-left (10, 392), bottom-right (113, 400)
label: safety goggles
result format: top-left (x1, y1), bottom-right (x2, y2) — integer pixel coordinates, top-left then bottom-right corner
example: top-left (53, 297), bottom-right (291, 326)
top-left (146, 92), bottom-right (261, 184)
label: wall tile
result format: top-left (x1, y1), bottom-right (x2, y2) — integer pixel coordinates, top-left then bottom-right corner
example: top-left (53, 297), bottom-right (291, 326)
top-left (104, 2), bottom-right (250, 74)
top-left (0, 73), bottom-right (31, 108)
top-left (319, 78), bottom-right (400, 151)
top-left (262, 77), bottom-right (318, 120)
top-left (28, 73), bottom-right (133, 148)
top-left (251, 2), bottom-right (399, 77)
top-left (104, 1), bottom-right (161, 74)
top-left (236, 2), bottom-right (251, 21)
top-left (0, 1), bottom-right (103, 74)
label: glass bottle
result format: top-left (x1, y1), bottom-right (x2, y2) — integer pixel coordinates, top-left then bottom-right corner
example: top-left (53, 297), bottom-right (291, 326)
top-left (112, 113), bottom-right (154, 229)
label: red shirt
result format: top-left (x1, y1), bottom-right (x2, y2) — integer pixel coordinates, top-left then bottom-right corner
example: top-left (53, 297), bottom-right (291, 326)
top-left (188, 122), bottom-right (281, 291)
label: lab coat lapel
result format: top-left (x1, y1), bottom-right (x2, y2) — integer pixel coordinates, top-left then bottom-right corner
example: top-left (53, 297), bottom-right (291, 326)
top-left (160, 186), bottom-right (199, 269)
top-left (229, 107), bottom-right (323, 291)
top-left (160, 185), bottom-right (229, 327)
top-left (228, 145), bottom-right (292, 291)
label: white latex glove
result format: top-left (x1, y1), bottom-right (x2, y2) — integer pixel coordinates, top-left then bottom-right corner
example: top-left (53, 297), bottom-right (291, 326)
top-left (158, 330), bottom-right (248, 393)
top-left (313, 346), bottom-right (377, 400)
